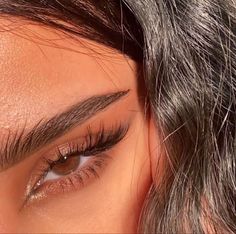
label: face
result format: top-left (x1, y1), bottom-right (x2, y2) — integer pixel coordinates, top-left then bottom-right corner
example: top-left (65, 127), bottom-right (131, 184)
top-left (0, 19), bottom-right (152, 233)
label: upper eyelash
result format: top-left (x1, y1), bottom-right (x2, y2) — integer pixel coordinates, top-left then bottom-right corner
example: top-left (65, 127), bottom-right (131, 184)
top-left (53, 122), bottom-right (129, 163)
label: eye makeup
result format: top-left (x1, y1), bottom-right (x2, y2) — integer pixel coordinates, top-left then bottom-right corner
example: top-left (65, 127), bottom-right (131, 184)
top-left (25, 122), bottom-right (130, 203)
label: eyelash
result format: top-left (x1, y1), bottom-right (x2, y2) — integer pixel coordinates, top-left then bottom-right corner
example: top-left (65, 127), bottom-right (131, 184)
top-left (27, 123), bottom-right (129, 201)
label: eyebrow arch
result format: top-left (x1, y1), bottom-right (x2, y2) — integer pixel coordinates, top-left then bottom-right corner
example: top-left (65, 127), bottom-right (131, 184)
top-left (0, 90), bottom-right (129, 171)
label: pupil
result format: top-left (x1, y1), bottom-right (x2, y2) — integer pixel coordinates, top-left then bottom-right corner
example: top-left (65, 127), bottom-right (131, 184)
top-left (52, 156), bottom-right (80, 176)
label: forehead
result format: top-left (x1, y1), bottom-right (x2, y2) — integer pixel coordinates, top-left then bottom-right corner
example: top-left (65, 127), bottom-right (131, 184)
top-left (0, 18), bottom-right (136, 135)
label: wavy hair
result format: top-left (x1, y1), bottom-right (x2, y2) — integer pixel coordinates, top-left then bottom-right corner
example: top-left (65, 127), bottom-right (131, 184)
top-left (0, 0), bottom-right (235, 233)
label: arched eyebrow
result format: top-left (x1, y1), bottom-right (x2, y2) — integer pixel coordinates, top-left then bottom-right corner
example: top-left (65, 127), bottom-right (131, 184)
top-left (0, 90), bottom-right (129, 171)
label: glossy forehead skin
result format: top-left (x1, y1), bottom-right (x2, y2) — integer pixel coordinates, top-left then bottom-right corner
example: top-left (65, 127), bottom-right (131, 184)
top-left (0, 19), bottom-right (137, 134)
top-left (0, 18), bottom-right (151, 233)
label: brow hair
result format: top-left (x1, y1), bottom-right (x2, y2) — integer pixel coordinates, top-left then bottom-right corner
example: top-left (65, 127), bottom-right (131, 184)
top-left (0, 90), bottom-right (129, 171)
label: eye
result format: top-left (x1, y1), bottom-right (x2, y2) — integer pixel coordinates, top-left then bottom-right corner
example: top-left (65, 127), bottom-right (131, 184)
top-left (26, 123), bottom-right (129, 203)
top-left (44, 154), bottom-right (88, 180)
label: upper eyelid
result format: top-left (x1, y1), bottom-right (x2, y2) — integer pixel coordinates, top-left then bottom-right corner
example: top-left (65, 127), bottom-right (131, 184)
top-left (24, 121), bottom-right (131, 175)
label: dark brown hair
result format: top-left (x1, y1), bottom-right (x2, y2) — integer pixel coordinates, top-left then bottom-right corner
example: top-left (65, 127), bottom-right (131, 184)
top-left (0, 0), bottom-right (236, 233)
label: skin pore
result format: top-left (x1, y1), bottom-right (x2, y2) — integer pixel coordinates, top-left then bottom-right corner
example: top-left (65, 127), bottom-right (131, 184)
top-left (0, 19), bottom-right (152, 233)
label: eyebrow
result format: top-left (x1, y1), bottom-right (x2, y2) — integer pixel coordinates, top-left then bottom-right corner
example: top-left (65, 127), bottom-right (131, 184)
top-left (0, 90), bottom-right (129, 171)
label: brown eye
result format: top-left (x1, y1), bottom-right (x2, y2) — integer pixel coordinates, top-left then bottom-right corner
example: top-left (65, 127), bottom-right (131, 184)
top-left (52, 156), bottom-right (80, 176)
